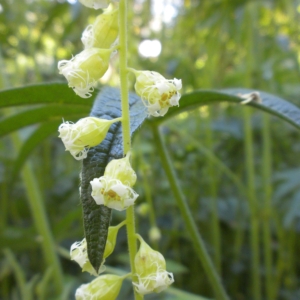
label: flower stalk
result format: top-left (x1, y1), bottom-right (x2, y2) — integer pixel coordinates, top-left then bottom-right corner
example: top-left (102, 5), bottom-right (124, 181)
top-left (118, 0), bottom-right (142, 299)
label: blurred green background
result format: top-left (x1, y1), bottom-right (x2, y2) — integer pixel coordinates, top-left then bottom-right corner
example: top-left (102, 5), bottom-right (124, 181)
top-left (1, 0), bottom-right (300, 299)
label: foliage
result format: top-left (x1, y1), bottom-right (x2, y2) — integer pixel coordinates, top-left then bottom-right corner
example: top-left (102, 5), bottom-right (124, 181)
top-left (1, 0), bottom-right (300, 299)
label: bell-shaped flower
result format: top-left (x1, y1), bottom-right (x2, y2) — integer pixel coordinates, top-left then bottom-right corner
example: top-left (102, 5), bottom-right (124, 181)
top-left (75, 274), bottom-right (124, 300)
top-left (104, 152), bottom-right (137, 187)
top-left (70, 222), bottom-right (124, 276)
top-left (131, 69), bottom-right (182, 117)
top-left (133, 234), bottom-right (174, 295)
top-left (58, 117), bottom-right (120, 160)
top-left (79, 0), bottom-right (119, 10)
top-left (90, 154), bottom-right (138, 211)
top-left (82, 5), bottom-right (119, 49)
top-left (58, 48), bottom-right (111, 98)
top-left (70, 238), bottom-right (105, 276)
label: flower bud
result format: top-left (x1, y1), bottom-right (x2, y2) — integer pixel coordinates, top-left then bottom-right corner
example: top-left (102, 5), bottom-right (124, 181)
top-left (58, 117), bottom-right (119, 160)
top-left (104, 153), bottom-right (137, 187)
top-left (58, 48), bottom-right (111, 98)
top-left (149, 226), bottom-right (161, 243)
top-left (132, 70), bottom-right (182, 117)
top-left (103, 222), bottom-right (124, 258)
top-left (70, 238), bottom-right (105, 276)
top-left (75, 274), bottom-right (123, 300)
top-left (136, 203), bottom-right (150, 217)
top-left (79, 0), bottom-right (119, 9)
top-left (133, 235), bottom-right (174, 295)
top-left (82, 5), bottom-right (119, 49)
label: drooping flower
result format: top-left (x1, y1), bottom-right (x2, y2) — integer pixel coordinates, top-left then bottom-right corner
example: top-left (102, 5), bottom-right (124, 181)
top-left (70, 238), bottom-right (105, 276)
top-left (75, 274), bottom-right (124, 300)
top-left (58, 117), bottom-right (120, 160)
top-left (78, 0), bottom-right (119, 10)
top-left (131, 69), bottom-right (182, 117)
top-left (90, 153), bottom-right (139, 211)
top-left (82, 5), bottom-right (119, 49)
top-left (133, 234), bottom-right (174, 295)
top-left (70, 223), bottom-right (124, 276)
top-left (58, 48), bottom-right (111, 98)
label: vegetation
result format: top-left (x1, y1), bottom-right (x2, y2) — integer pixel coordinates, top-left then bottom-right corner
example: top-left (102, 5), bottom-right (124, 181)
top-left (1, 0), bottom-right (300, 299)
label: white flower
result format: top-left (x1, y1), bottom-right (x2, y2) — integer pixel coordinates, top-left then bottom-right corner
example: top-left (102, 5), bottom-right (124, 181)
top-left (91, 177), bottom-right (138, 211)
top-left (58, 48), bottom-right (111, 98)
top-left (78, 0), bottom-right (119, 9)
top-left (58, 117), bottom-right (119, 160)
top-left (134, 268), bottom-right (174, 295)
top-left (81, 5), bottom-right (119, 49)
top-left (75, 274), bottom-right (123, 300)
top-left (132, 70), bottom-right (182, 117)
top-left (70, 238), bottom-right (105, 276)
top-left (133, 235), bottom-right (174, 295)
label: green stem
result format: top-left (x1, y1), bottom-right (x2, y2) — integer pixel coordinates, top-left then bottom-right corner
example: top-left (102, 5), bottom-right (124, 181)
top-left (262, 113), bottom-right (274, 300)
top-left (151, 125), bottom-right (230, 300)
top-left (243, 107), bottom-right (261, 300)
top-left (118, 1), bottom-right (141, 299)
top-left (9, 132), bottom-right (63, 294)
top-left (205, 108), bottom-right (221, 273)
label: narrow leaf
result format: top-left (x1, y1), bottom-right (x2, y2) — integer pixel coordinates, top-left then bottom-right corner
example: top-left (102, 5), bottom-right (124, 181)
top-left (0, 82), bottom-right (94, 108)
top-left (80, 87), bottom-right (147, 272)
top-left (152, 89), bottom-right (300, 130)
top-left (0, 105), bottom-right (89, 138)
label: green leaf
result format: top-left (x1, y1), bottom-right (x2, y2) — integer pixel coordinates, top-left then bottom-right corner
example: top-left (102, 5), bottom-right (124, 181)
top-left (80, 87), bottom-right (147, 272)
top-left (0, 82), bottom-right (94, 108)
top-left (0, 105), bottom-right (89, 138)
top-left (152, 89), bottom-right (300, 130)
top-left (10, 121), bottom-right (60, 182)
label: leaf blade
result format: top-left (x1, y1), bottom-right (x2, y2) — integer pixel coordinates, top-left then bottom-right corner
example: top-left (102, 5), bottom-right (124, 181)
top-left (151, 89), bottom-right (300, 130)
top-left (80, 87), bottom-right (147, 271)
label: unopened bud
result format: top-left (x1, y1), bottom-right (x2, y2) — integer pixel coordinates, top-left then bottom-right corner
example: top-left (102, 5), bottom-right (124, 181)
top-left (149, 226), bottom-right (161, 243)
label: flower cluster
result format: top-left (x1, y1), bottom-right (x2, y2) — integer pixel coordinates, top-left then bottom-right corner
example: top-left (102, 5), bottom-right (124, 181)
top-left (90, 154), bottom-right (138, 211)
top-left (59, 1), bottom-right (180, 298)
top-left (58, 3), bottom-right (119, 98)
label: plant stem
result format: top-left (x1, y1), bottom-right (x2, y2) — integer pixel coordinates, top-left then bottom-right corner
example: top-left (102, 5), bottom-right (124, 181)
top-left (118, 1), bottom-right (142, 299)
top-left (151, 125), bottom-right (230, 300)
top-left (262, 113), bottom-right (274, 299)
top-left (205, 108), bottom-right (221, 273)
top-left (9, 132), bottom-right (63, 294)
top-left (243, 107), bottom-right (261, 300)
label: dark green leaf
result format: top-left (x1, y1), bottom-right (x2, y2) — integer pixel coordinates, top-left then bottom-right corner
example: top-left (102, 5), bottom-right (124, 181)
top-left (80, 87), bottom-right (147, 272)
top-left (0, 105), bottom-right (89, 138)
top-left (0, 82), bottom-right (94, 108)
top-left (152, 89), bottom-right (300, 130)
